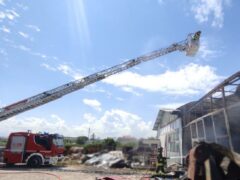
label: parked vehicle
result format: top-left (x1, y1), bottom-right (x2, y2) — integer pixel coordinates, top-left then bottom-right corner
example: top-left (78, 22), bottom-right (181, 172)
top-left (3, 131), bottom-right (64, 167)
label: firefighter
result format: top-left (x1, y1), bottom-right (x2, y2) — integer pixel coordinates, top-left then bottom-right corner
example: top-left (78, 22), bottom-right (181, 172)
top-left (193, 31), bottom-right (201, 40)
top-left (156, 147), bottom-right (167, 174)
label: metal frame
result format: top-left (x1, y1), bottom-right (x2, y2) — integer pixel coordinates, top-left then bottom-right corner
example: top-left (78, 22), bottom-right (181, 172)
top-left (181, 71), bottom-right (240, 152)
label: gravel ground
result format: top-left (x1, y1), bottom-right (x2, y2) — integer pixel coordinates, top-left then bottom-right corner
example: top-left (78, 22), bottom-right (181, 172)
top-left (0, 165), bottom-right (150, 180)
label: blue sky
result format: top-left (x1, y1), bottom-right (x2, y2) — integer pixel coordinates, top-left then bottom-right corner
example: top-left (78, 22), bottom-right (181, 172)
top-left (0, 0), bottom-right (239, 138)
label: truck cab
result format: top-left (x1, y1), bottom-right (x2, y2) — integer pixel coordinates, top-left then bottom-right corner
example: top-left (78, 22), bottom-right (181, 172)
top-left (3, 132), bottom-right (64, 167)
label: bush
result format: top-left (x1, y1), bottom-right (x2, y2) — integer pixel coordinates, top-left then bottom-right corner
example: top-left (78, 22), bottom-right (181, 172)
top-left (64, 144), bottom-right (73, 155)
top-left (83, 141), bottom-right (103, 154)
top-left (119, 142), bottom-right (138, 154)
top-left (103, 138), bottom-right (116, 151)
top-left (76, 136), bottom-right (88, 145)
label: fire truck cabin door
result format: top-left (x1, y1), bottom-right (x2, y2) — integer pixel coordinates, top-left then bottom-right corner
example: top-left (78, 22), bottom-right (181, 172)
top-left (8, 135), bottom-right (26, 163)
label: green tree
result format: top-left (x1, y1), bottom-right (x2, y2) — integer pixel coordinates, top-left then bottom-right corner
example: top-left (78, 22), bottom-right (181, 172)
top-left (103, 138), bottom-right (117, 151)
top-left (83, 141), bottom-right (103, 154)
top-left (76, 136), bottom-right (88, 145)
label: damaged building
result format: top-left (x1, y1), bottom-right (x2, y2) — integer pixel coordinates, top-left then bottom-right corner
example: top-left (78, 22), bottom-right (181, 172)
top-left (153, 71), bottom-right (240, 165)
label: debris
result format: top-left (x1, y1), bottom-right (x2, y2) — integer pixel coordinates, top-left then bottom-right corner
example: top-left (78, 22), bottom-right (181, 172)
top-left (84, 151), bottom-right (127, 168)
top-left (69, 146), bottom-right (83, 154)
top-left (187, 142), bottom-right (240, 180)
top-left (71, 153), bottom-right (81, 160)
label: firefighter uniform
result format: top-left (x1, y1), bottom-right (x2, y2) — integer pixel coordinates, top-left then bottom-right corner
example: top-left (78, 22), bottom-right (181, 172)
top-left (193, 31), bottom-right (201, 40)
top-left (156, 147), bottom-right (167, 174)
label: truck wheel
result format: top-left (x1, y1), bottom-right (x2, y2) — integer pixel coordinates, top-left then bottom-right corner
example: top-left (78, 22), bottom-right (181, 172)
top-left (27, 156), bottom-right (42, 168)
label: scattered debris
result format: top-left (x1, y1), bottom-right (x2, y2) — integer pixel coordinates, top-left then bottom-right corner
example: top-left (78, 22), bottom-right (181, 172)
top-left (69, 146), bottom-right (83, 154)
top-left (187, 142), bottom-right (240, 180)
top-left (85, 151), bottom-right (128, 168)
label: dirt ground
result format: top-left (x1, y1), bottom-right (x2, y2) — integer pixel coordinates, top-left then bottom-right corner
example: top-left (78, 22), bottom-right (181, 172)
top-left (0, 165), bottom-right (151, 180)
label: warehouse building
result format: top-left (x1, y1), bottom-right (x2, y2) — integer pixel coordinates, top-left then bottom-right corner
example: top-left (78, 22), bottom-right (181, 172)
top-left (153, 71), bottom-right (240, 165)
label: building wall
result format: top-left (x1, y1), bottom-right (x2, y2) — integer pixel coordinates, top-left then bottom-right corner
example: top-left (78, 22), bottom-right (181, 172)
top-left (182, 101), bottom-right (240, 157)
top-left (156, 118), bottom-right (182, 165)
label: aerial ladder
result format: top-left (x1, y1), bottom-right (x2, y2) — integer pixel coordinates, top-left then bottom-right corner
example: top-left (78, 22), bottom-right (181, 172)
top-left (0, 31), bottom-right (201, 121)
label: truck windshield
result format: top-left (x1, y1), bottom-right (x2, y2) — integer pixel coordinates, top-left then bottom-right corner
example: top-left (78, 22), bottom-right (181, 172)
top-left (53, 137), bottom-right (64, 147)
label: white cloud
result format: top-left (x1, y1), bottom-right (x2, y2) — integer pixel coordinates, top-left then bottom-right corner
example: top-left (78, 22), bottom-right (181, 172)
top-left (32, 52), bottom-right (51, 60)
top-left (190, 0), bottom-right (230, 28)
top-left (121, 87), bottom-right (143, 96)
top-left (198, 38), bottom-right (219, 59)
top-left (95, 109), bottom-right (154, 138)
top-left (83, 113), bottom-right (96, 123)
top-left (26, 25), bottom-right (40, 32)
top-left (57, 64), bottom-right (83, 80)
top-left (154, 102), bottom-right (185, 110)
top-left (0, 115), bottom-right (79, 137)
top-left (83, 98), bottom-right (102, 111)
top-left (41, 63), bottom-right (84, 80)
top-left (41, 63), bottom-right (57, 71)
top-left (0, 25), bottom-right (10, 33)
top-left (0, 9), bottom-right (19, 21)
top-left (0, 110), bottom-right (154, 138)
top-left (0, 0), bottom-right (5, 6)
top-left (103, 63), bottom-right (223, 95)
top-left (18, 31), bottom-right (34, 41)
top-left (18, 31), bottom-right (29, 39)
top-left (58, 64), bottom-right (72, 75)
top-left (12, 44), bottom-right (31, 52)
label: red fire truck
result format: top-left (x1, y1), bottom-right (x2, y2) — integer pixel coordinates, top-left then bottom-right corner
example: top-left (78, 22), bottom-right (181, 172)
top-left (3, 131), bottom-right (64, 167)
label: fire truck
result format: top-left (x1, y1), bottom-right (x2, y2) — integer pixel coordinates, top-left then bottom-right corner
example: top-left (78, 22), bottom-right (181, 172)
top-left (3, 131), bottom-right (64, 167)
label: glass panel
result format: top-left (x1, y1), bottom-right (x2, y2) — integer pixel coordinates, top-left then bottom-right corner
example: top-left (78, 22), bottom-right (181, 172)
top-left (183, 126), bottom-right (191, 155)
top-left (204, 116), bottom-right (215, 142)
top-left (10, 136), bottom-right (25, 152)
top-left (197, 120), bottom-right (204, 138)
top-left (35, 135), bottom-right (51, 150)
top-left (217, 137), bottom-right (230, 149)
top-left (212, 111), bottom-right (227, 136)
top-left (227, 104), bottom-right (240, 152)
top-left (191, 123), bottom-right (197, 138)
top-left (53, 137), bottom-right (64, 147)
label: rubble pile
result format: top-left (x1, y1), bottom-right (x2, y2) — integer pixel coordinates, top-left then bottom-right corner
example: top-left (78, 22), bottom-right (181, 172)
top-left (85, 151), bottom-right (127, 168)
top-left (61, 149), bottom-right (128, 168)
top-left (187, 142), bottom-right (240, 180)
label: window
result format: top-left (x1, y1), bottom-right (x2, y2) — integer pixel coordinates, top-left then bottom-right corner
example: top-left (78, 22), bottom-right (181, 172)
top-left (168, 131), bottom-right (180, 153)
top-left (226, 105), bottom-right (240, 152)
top-left (35, 135), bottom-right (51, 150)
top-left (183, 126), bottom-right (191, 155)
top-left (217, 137), bottom-right (229, 148)
top-left (197, 120), bottom-right (204, 138)
top-left (10, 136), bottom-right (26, 152)
top-left (204, 116), bottom-right (215, 142)
top-left (212, 111), bottom-right (227, 136)
top-left (191, 123), bottom-right (197, 138)
top-left (53, 137), bottom-right (64, 147)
